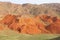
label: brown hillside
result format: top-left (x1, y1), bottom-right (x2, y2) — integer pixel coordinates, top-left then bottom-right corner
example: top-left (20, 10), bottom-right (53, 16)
top-left (0, 2), bottom-right (60, 17)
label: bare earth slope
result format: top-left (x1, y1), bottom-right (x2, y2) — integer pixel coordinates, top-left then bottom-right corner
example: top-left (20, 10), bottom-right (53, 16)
top-left (0, 2), bottom-right (60, 17)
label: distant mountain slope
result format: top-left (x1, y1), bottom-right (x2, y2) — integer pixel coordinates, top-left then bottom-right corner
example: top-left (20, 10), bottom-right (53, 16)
top-left (0, 2), bottom-right (60, 17)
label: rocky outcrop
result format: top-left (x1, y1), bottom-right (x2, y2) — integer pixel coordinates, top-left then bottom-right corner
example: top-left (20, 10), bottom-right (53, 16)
top-left (0, 14), bottom-right (50, 34)
top-left (0, 14), bottom-right (60, 34)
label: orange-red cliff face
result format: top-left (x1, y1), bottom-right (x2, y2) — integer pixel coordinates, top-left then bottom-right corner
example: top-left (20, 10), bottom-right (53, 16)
top-left (0, 15), bottom-right (17, 25)
top-left (0, 14), bottom-right (60, 34)
top-left (38, 15), bottom-right (60, 34)
top-left (46, 18), bottom-right (60, 34)
top-left (9, 15), bottom-right (50, 34)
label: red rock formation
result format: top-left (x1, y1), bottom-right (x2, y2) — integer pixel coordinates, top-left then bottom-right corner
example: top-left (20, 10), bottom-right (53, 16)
top-left (40, 15), bottom-right (53, 23)
top-left (19, 16), bottom-right (41, 34)
top-left (9, 15), bottom-right (51, 34)
top-left (36, 14), bottom-right (60, 34)
top-left (1, 14), bottom-right (60, 34)
top-left (0, 14), bottom-right (16, 26)
top-left (46, 17), bottom-right (60, 34)
top-left (18, 15), bottom-right (51, 34)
